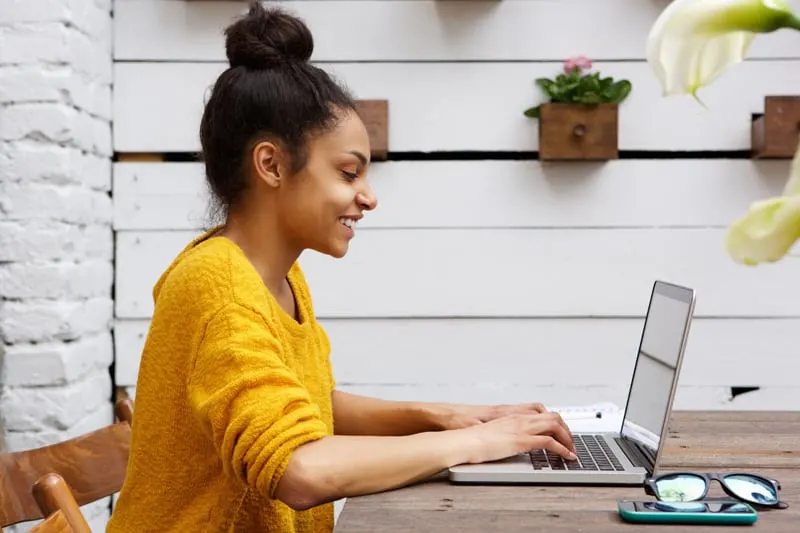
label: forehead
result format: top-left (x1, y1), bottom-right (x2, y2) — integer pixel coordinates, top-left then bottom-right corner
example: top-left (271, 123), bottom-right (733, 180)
top-left (312, 108), bottom-right (370, 156)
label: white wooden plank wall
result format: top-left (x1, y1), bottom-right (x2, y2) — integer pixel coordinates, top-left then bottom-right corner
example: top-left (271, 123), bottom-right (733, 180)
top-left (112, 0), bottom-right (800, 412)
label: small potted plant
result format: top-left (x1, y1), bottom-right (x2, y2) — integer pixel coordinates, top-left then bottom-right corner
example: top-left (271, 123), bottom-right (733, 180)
top-left (524, 56), bottom-right (632, 161)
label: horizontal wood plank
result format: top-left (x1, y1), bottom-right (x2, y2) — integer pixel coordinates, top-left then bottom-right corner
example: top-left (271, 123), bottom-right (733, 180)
top-left (114, 317), bottom-right (800, 400)
top-left (113, 60), bottom-right (800, 152)
top-left (121, 380), bottom-right (800, 412)
top-left (334, 462), bottom-right (800, 531)
top-left (114, 229), bottom-right (800, 319)
top-left (113, 0), bottom-right (800, 62)
top-left (113, 160), bottom-right (790, 230)
top-left (334, 414), bottom-right (800, 532)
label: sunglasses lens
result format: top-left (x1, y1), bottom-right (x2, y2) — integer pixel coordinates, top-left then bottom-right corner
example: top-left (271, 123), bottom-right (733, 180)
top-left (654, 474), bottom-right (706, 502)
top-left (725, 475), bottom-right (778, 505)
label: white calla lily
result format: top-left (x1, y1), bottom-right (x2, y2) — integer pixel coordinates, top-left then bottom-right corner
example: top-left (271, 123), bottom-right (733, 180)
top-left (646, 0), bottom-right (800, 98)
top-left (725, 145), bottom-right (800, 265)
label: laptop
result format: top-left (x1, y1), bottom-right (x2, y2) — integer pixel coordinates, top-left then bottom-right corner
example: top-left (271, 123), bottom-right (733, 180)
top-left (449, 280), bottom-right (696, 485)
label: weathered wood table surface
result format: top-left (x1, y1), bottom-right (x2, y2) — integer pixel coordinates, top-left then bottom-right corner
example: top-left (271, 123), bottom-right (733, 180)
top-left (335, 411), bottom-right (800, 532)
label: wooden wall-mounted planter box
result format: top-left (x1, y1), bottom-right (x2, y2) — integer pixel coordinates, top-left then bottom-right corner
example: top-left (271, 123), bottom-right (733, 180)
top-left (355, 99), bottom-right (389, 161)
top-left (752, 96), bottom-right (800, 159)
top-left (538, 103), bottom-right (618, 161)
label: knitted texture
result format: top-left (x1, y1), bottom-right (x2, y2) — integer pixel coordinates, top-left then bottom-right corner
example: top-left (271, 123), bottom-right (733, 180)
top-left (107, 230), bottom-right (336, 532)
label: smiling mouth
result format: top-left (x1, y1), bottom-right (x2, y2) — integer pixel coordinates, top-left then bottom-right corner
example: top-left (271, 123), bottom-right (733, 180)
top-left (339, 217), bottom-right (359, 230)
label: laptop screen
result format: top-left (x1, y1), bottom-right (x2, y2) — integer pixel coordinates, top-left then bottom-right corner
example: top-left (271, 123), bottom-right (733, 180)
top-left (620, 281), bottom-right (695, 456)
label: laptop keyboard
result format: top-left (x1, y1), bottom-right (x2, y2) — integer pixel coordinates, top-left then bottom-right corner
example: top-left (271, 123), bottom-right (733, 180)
top-left (529, 434), bottom-right (625, 471)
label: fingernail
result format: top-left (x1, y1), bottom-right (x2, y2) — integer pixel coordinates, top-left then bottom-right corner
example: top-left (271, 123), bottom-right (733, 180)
top-left (569, 452), bottom-right (577, 460)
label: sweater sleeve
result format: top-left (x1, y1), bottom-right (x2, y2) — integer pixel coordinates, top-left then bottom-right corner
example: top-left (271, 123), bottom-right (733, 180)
top-left (187, 302), bottom-right (331, 498)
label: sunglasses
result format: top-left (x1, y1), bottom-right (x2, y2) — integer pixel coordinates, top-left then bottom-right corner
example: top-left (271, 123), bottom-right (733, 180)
top-left (645, 472), bottom-right (784, 508)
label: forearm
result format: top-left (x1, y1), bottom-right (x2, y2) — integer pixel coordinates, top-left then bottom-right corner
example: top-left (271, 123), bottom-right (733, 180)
top-left (275, 431), bottom-right (467, 510)
top-left (332, 390), bottom-right (453, 436)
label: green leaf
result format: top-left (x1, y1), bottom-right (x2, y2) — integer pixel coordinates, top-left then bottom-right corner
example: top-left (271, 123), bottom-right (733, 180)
top-left (523, 105), bottom-right (541, 118)
top-left (535, 77), bottom-right (559, 100)
top-left (582, 73), bottom-right (600, 94)
top-left (578, 92), bottom-right (602, 104)
top-left (604, 80), bottom-right (633, 103)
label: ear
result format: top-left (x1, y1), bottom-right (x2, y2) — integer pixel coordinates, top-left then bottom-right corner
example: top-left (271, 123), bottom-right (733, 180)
top-left (251, 140), bottom-right (285, 188)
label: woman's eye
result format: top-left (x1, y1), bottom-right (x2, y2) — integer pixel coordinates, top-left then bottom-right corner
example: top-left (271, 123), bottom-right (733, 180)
top-left (342, 171), bottom-right (358, 181)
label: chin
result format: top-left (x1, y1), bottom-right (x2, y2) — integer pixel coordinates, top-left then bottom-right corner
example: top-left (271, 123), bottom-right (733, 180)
top-left (315, 241), bottom-right (349, 259)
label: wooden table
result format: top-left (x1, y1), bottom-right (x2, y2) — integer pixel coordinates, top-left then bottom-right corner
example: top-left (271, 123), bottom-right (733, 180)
top-left (335, 411), bottom-right (800, 532)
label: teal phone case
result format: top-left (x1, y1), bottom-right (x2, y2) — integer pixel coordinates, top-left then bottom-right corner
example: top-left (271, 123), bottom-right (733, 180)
top-left (617, 501), bottom-right (758, 525)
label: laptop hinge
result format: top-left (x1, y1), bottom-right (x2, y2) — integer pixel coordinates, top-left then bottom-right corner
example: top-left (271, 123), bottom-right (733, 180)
top-left (615, 436), bottom-right (655, 472)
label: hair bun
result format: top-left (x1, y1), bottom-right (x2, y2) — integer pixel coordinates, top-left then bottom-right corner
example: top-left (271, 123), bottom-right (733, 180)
top-left (225, 2), bottom-right (314, 69)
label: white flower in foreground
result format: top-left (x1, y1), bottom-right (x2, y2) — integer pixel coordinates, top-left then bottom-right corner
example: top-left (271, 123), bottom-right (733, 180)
top-left (646, 0), bottom-right (800, 98)
top-left (725, 146), bottom-right (800, 265)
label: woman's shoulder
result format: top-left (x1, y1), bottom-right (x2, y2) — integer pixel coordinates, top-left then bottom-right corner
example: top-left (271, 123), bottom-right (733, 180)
top-left (153, 233), bottom-right (267, 314)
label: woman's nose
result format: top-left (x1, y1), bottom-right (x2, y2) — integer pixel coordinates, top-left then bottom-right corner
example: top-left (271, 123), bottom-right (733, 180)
top-left (357, 182), bottom-right (378, 211)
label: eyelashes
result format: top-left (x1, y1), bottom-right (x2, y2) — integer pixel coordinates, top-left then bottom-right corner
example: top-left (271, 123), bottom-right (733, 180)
top-left (342, 171), bottom-right (358, 181)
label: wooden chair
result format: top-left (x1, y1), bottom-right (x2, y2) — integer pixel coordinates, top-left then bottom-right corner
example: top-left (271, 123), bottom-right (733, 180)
top-left (29, 509), bottom-right (74, 533)
top-left (29, 473), bottom-right (89, 533)
top-left (0, 399), bottom-right (134, 529)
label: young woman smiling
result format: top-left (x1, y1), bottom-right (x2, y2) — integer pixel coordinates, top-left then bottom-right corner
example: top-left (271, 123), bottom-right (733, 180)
top-left (106, 3), bottom-right (576, 532)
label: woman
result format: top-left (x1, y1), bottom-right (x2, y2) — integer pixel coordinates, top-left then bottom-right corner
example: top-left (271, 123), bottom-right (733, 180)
top-left (107, 3), bottom-right (576, 532)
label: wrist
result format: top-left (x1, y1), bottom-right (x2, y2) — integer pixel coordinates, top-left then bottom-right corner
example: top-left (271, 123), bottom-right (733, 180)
top-left (428, 427), bottom-right (473, 468)
top-left (410, 401), bottom-right (454, 432)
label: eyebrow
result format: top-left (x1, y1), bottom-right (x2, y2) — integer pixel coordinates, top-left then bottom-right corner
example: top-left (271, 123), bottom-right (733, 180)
top-left (348, 150), bottom-right (369, 167)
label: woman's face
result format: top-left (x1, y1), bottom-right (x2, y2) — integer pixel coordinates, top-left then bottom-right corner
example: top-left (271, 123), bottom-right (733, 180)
top-left (276, 108), bottom-right (378, 258)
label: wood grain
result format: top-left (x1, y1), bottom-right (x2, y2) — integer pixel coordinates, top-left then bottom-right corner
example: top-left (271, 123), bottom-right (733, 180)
top-left (32, 474), bottom-right (91, 533)
top-left (752, 96), bottom-right (800, 159)
top-left (539, 103), bottom-right (618, 161)
top-left (115, 229), bottom-right (800, 319)
top-left (0, 422), bottom-right (130, 527)
top-left (28, 509), bottom-right (73, 533)
top-left (334, 412), bottom-right (800, 532)
top-left (355, 100), bottom-right (389, 161)
top-left (114, 317), bottom-right (800, 390)
top-left (113, 60), bottom-right (800, 152)
top-left (112, 160), bottom-right (790, 231)
top-left (113, 1), bottom-right (800, 62)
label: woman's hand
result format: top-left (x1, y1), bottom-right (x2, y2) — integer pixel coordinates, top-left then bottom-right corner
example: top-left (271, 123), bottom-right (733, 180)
top-left (455, 412), bottom-right (577, 465)
top-left (436, 402), bottom-right (550, 430)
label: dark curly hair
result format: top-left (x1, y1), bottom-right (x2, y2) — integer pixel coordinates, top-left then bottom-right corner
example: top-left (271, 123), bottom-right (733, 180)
top-left (199, 1), bottom-right (356, 221)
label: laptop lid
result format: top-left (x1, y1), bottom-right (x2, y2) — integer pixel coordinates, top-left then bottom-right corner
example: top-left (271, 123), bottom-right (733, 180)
top-left (618, 281), bottom-right (696, 475)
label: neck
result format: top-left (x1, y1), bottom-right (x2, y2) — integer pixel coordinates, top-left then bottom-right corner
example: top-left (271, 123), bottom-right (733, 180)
top-left (220, 209), bottom-right (301, 296)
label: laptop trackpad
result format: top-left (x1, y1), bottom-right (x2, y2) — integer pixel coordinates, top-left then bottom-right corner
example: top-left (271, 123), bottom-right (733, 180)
top-left (449, 453), bottom-right (533, 475)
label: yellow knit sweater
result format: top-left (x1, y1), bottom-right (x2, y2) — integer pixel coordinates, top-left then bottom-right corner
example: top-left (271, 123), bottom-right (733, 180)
top-left (107, 230), bottom-right (336, 533)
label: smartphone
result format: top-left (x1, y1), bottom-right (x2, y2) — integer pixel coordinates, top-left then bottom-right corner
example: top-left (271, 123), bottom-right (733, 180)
top-left (617, 500), bottom-right (758, 525)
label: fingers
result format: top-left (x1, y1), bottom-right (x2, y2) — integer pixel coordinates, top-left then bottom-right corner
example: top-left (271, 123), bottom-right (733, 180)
top-left (528, 402), bottom-right (548, 413)
top-left (542, 414), bottom-right (576, 454)
top-left (524, 412), bottom-right (575, 454)
top-left (549, 412), bottom-right (575, 452)
top-left (531, 435), bottom-right (578, 461)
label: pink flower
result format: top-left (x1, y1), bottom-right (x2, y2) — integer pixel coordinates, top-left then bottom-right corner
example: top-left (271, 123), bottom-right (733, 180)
top-left (563, 55), bottom-right (592, 75)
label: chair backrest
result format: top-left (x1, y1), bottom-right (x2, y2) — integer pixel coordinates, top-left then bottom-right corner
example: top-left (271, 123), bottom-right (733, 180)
top-left (0, 420), bottom-right (131, 527)
top-left (30, 473), bottom-right (91, 533)
top-left (28, 509), bottom-right (73, 533)
top-left (115, 398), bottom-right (134, 425)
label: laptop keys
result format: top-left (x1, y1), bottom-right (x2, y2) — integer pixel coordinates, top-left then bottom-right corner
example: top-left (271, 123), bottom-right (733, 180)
top-left (529, 435), bottom-right (625, 471)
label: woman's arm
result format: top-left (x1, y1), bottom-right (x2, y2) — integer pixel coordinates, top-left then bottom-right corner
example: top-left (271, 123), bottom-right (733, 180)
top-left (188, 304), bottom-right (575, 512)
top-left (275, 412), bottom-right (576, 510)
top-left (331, 390), bottom-right (454, 436)
top-left (332, 391), bottom-right (553, 437)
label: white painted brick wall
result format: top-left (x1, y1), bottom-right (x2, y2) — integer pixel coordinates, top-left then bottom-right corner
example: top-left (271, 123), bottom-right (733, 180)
top-left (1, 1), bottom-right (114, 531)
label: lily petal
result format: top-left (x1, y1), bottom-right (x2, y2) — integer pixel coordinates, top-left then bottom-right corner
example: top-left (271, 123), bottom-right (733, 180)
top-left (725, 195), bottom-right (800, 265)
top-left (647, 0), bottom-right (800, 97)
